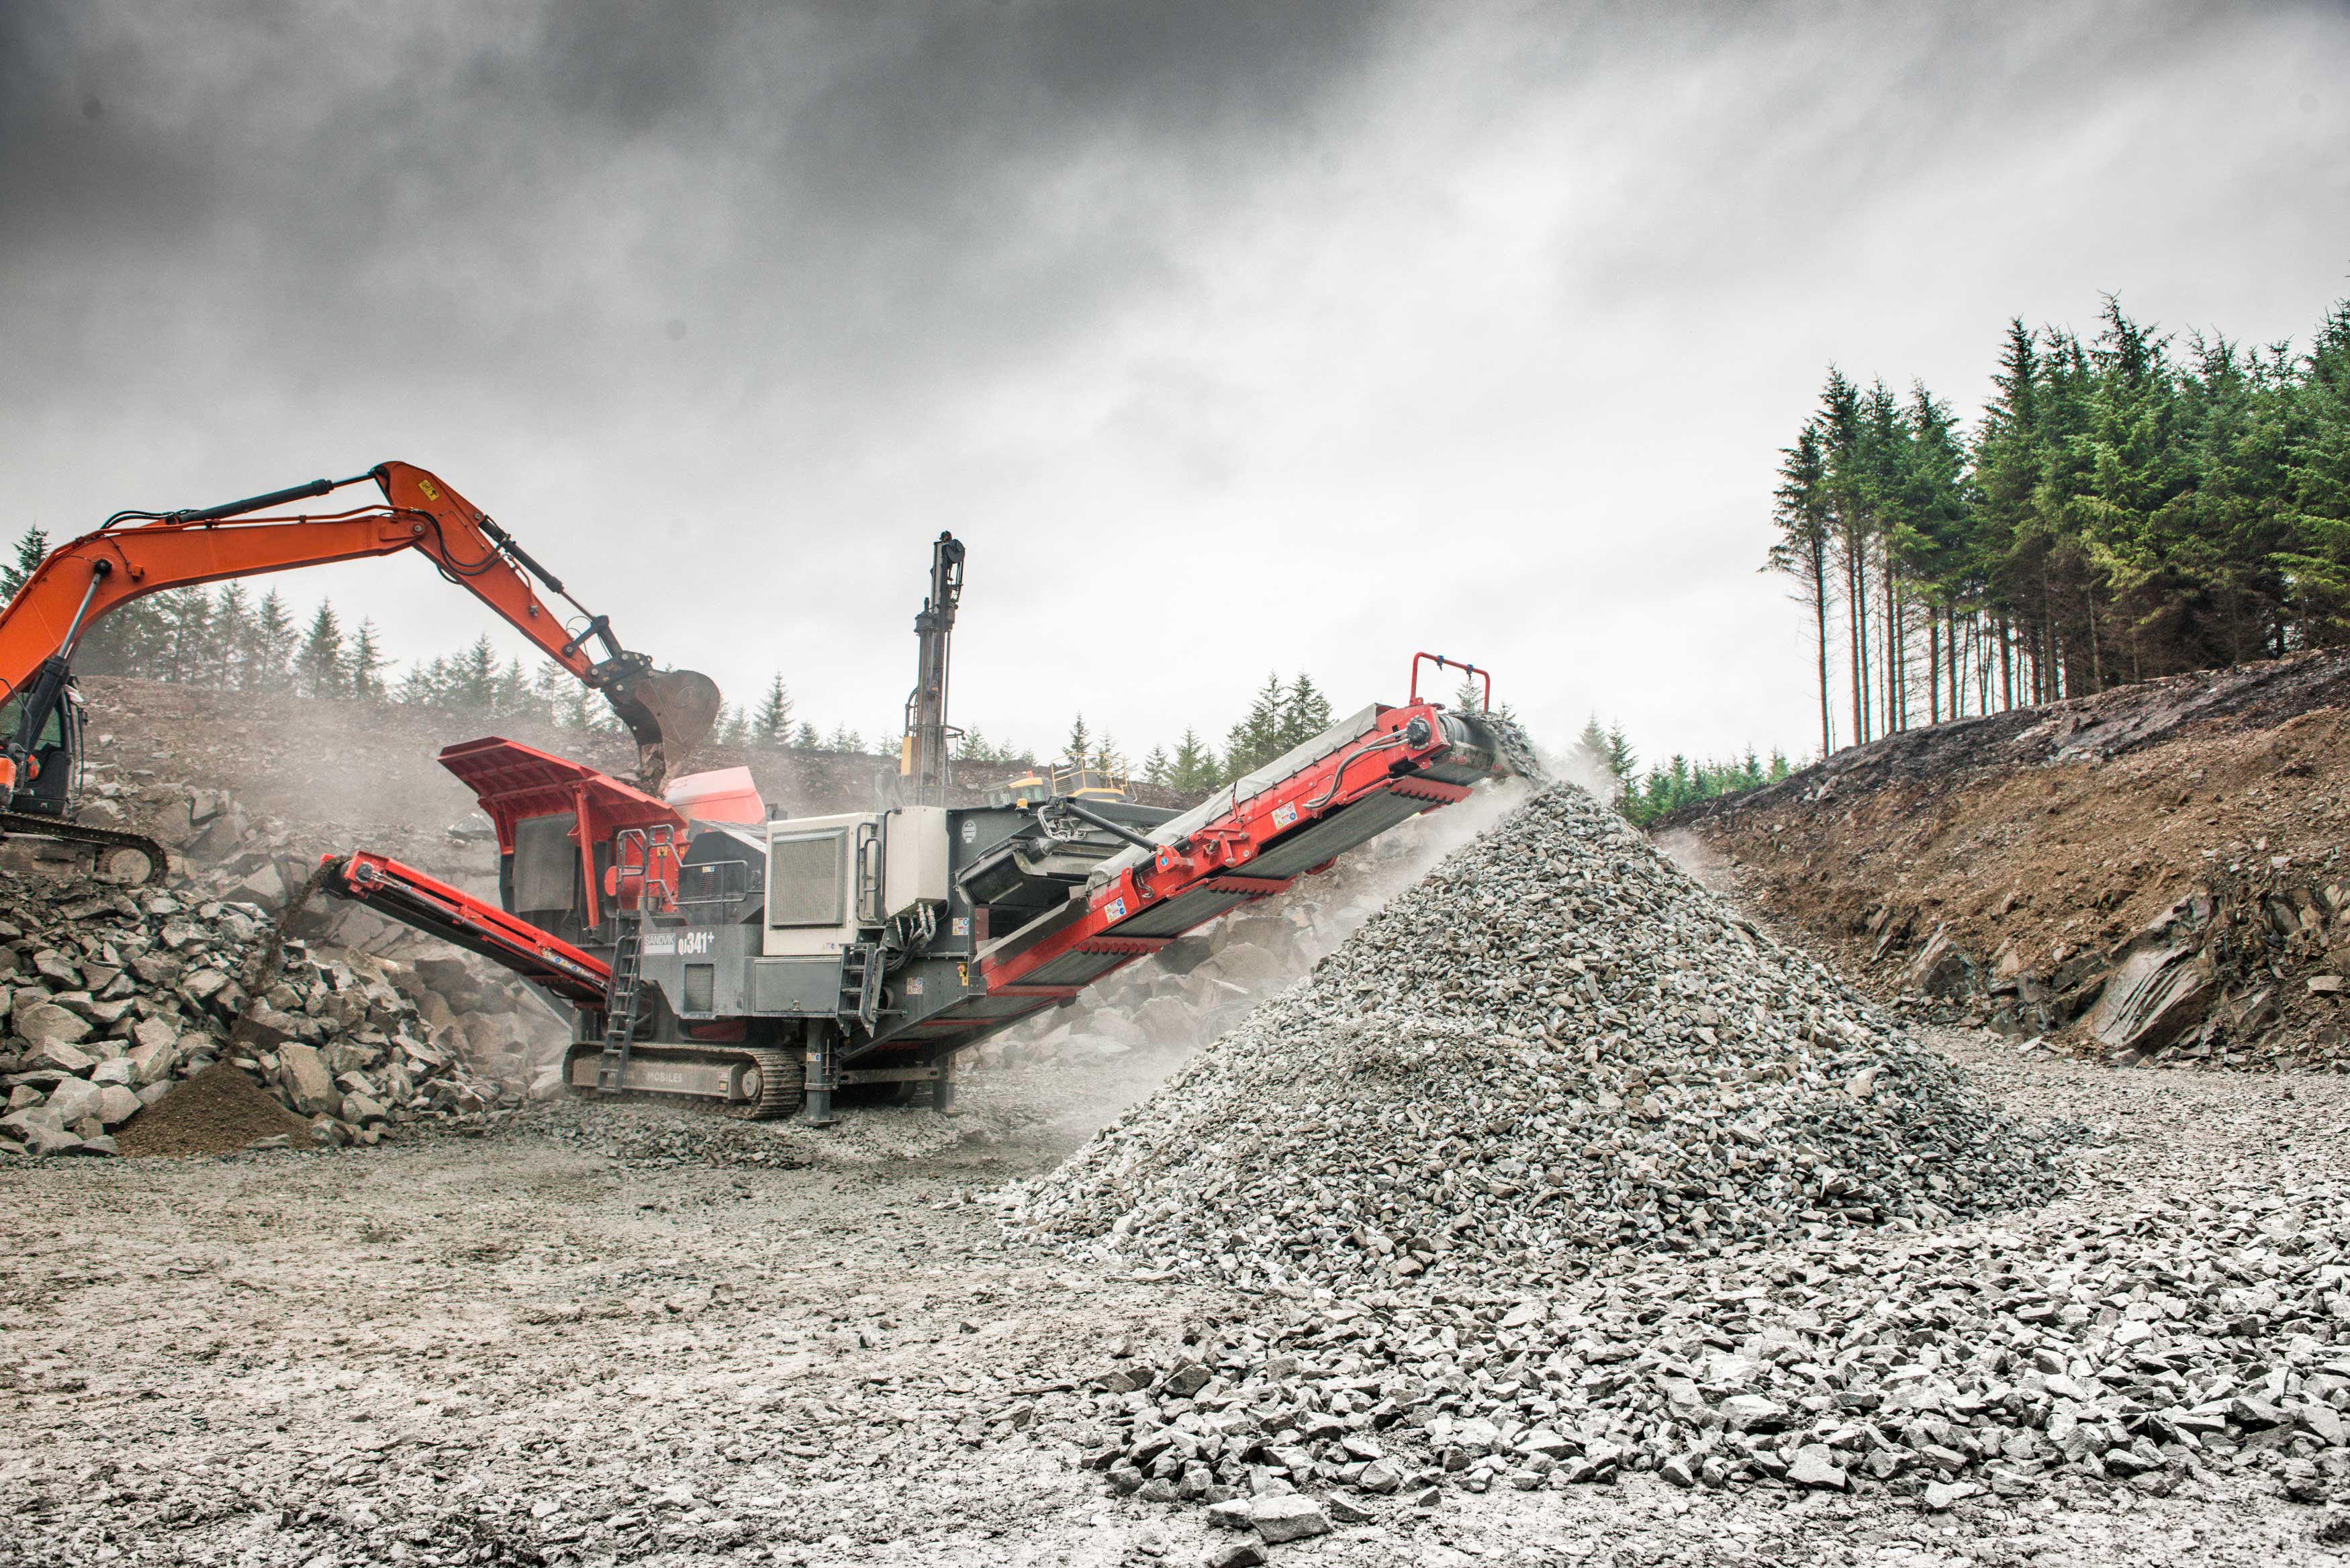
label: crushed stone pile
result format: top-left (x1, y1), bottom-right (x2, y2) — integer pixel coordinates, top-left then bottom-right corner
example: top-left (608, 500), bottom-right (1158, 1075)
top-left (992, 783), bottom-right (2330, 1521)
top-left (0, 875), bottom-right (512, 1159)
top-left (1013, 783), bottom-right (2066, 1294)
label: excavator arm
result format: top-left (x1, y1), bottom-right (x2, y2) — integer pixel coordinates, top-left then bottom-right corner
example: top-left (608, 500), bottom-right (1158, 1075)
top-left (0, 462), bottom-right (718, 799)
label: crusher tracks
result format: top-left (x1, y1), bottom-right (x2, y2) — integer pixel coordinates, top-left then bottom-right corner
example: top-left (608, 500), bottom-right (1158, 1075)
top-left (562, 1042), bottom-right (805, 1121)
top-left (0, 812), bottom-right (171, 885)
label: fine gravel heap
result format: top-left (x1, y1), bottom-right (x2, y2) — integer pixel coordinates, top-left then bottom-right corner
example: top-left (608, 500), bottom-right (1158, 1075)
top-left (1013, 781), bottom-right (2067, 1295)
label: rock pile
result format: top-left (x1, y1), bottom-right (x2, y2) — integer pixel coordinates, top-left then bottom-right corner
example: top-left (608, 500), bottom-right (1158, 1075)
top-left (1012, 783), bottom-right (2065, 1293)
top-left (996, 783), bottom-right (2350, 1521)
top-left (0, 752), bottom-right (590, 1159)
top-left (1074, 1179), bottom-right (2350, 1516)
top-left (0, 873), bottom-right (512, 1159)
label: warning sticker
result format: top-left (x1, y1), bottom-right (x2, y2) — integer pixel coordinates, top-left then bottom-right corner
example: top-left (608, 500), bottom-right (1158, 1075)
top-left (1104, 897), bottom-right (1128, 922)
top-left (951, 917), bottom-right (970, 937)
top-left (905, 977), bottom-right (925, 995)
top-left (1272, 801), bottom-right (1299, 829)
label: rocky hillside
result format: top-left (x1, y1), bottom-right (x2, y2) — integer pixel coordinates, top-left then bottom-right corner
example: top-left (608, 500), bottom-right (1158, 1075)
top-left (1656, 649), bottom-right (2350, 1072)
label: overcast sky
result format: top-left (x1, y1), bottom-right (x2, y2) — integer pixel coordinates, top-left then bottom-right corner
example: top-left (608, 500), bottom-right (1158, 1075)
top-left (5, 1), bottom-right (2347, 769)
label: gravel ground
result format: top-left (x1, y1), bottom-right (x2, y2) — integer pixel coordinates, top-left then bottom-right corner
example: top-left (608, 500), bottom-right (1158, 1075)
top-left (3, 1037), bottom-right (2347, 1566)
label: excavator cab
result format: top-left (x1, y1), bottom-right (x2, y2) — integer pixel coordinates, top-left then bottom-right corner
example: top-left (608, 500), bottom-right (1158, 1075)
top-left (0, 676), bottom-right (83, 819)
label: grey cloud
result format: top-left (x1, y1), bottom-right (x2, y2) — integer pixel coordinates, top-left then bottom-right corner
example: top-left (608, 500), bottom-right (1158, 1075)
top-left (1, 0), bottom-right (2345, 763)
top-left (1, 1), bottom-right (1396, 425)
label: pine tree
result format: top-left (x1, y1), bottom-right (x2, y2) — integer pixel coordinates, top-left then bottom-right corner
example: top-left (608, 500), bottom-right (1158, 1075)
top-left (1278, 674), bottom-right (1332, 748)
top-left (1768, 421), bottom-right (1835, 756)
top-left (1222, 673), bottom-right (1288, 780)
top-left (213, 585), bottom-right (255, 688)
top-left (556, 681), bottom-right (612, 732)
top-left (1605, 722), bottom-right (1636, 796)
top-left (1170, 728), bottom-right (1218, 791)
top-left (491, 656), bottom-right (532, 715)
top-left (1141, 744), bottom-right (1172, 786)
top-left (753, 675), bottom-right (792, 742)
top-left (456, 636), bottom-right (500, 708)
top-left (1755, 290), bottom-right (2350, 730)
top-left (792, 721), bottom-right (820, 750)
top-left (251, 591), bottom-right (297, 689)
top-left (2277, 299), bottom-right (2350, 634)
top-left (295, 602), bottom-right (345, 697)
top-left (1, 528), bottom-right (48, 599)
top-left (150, 589), bottom-right (214, 683)
top-left (1062, 713), bottom-right (1091, 767)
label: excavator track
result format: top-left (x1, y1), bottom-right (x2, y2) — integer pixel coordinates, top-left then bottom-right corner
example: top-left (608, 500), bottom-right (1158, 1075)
top-left (562, 1041), bottom-right (804, 1121)
top-left (0, 812), bottom-right (169, 885)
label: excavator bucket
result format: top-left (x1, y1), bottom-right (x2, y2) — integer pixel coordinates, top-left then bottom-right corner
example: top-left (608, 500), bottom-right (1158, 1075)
top-left (601, 667), bottom-right (721, 792)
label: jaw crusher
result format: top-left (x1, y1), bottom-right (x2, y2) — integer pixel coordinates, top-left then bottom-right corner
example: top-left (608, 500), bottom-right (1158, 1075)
top-left (320, 540), bottom-right (1538, 1126)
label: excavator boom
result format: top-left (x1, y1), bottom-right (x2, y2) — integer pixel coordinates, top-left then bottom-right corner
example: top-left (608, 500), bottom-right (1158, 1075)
top-left (0, 463), bottom-right (716, 879)
top-left (0, 462), bottom-right (716, 787)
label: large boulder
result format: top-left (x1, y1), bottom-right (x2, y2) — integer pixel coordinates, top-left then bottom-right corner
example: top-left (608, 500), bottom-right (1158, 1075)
top-left (16, 1003), bottom-right (93, 1051)
top-left (43, 1076), bottom-right (104, 1128)
top-left (1899, 927), bottom-right (1979, 999)
top-left (2088, 941), bottom-right (2214, 1057)
top-left (277, 1042), bottom-right (342, 1118)
top-left (1200, 944), bottom-right (1293, 987)
top-left (1247, 1495), bottom-right (1330, 1544)
top-left (126, 1034), bottom-right (181, 1085)
top-left (232, 1004), bottom-right (310, 1052)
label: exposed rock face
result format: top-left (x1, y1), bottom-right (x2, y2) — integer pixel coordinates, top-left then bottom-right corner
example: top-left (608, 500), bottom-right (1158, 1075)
top-left (2087, 940), bottom-right (2214, 1057)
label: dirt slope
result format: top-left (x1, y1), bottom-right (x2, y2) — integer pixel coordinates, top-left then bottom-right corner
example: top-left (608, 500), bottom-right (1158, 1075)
top-left (1657, 649), bottom-right (2350, 1071)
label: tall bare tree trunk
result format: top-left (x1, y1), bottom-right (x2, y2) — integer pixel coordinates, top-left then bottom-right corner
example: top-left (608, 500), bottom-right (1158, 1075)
top-left (1883, 560), bottom-right (1899, 734)
top-left (2085, 579), bottom-right (2104, 693)
top-left (1928, 614), bottom-right (1940, 725)
top-left (1852, 547), bottom-right (1871, 745)
top-left (1948, 605), bottom-right (1961, 719)
top-left (1812, 536), bottom-right (1832, 759)
top-left (1999, 615), bottom-right (2013, 711)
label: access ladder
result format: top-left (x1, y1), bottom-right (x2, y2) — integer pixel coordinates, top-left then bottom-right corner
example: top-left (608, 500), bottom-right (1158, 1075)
top-left (594, 909), bottom-right (647, 1094)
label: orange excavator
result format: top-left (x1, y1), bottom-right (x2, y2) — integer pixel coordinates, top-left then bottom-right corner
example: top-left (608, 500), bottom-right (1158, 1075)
top-left (0, 462), bottom-right (718, 883)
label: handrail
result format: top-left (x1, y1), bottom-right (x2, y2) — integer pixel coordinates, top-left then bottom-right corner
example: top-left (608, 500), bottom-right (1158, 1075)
top-left (1409, 651), bottom-right (1492, 710)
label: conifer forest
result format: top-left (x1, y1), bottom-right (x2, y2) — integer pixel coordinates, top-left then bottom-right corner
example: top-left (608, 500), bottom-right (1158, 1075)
top-left (1767, 291), bottom-right (2350, 756)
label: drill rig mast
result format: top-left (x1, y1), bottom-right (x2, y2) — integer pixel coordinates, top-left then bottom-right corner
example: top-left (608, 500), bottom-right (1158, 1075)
top-left (898, 531), bottom-right (966, 804)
